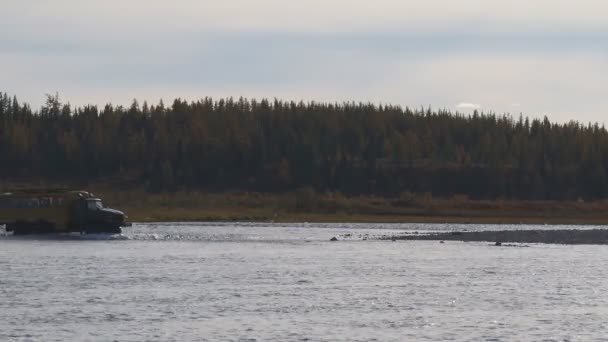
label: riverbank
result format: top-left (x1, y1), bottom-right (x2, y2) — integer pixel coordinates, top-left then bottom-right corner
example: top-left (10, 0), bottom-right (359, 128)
top-left (385, 229), bottom-right (608, 245)
top-left (91, 190), bottom-right (608, 224)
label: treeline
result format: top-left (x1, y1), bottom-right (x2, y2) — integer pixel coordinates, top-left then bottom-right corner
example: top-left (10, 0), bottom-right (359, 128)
top-left (1, 91), bottom-right (607, 200)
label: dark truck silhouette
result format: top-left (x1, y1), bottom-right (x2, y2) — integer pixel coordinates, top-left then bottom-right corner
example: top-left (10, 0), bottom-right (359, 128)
top-left (0, 189), bottom-right (130, 235)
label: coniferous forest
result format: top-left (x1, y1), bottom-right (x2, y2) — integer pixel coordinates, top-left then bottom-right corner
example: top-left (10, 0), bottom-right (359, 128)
top-left (1, 92), bottom-right (607, 200)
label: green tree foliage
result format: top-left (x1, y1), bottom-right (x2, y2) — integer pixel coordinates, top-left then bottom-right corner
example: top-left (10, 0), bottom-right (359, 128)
top-left (0, 91), bottom-right (607, 199)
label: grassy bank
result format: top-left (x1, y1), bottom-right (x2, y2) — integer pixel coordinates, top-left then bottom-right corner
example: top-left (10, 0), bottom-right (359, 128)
top-left (87, 189), bottom-right (608, 225)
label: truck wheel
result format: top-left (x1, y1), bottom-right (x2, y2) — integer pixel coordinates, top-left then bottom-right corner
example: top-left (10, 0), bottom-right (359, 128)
top-left (13, 221), bottom-right (32, 235)
top-left (34, 220), bottom-right (55, 234)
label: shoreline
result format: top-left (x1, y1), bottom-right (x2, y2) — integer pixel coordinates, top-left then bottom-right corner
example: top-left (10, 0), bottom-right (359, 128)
top-left (73, 189), bottom-right (608, 225)
top-left (385, 229), bottom-right (608, 245)
top-left (125, 212), bottom-right (608, 225)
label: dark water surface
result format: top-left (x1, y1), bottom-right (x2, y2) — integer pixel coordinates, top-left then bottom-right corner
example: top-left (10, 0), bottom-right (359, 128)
top-left (1, 223), bottom-right (608, 341)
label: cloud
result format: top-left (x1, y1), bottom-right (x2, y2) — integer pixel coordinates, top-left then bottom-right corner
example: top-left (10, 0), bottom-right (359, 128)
top-left (456, 103), bottom-right (482, 110)
top-left (3, 0), bottom-right (608, 36)
top-left (1, 1), bottom-right (607, 123)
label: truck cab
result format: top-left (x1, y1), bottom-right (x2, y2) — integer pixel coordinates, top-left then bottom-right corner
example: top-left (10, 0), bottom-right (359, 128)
top-left (70, 193), bottom-right (130, 234)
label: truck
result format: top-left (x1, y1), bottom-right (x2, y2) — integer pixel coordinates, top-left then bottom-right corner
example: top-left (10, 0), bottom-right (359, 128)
top-left (0, 189), bottom-right (131, 235)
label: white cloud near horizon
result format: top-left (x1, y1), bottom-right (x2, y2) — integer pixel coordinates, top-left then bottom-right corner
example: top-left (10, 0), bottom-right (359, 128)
top-left (457, 103), bottom-right (482, 110)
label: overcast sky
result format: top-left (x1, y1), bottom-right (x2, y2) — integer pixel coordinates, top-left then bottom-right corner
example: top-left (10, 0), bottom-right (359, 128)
top-left (2, 0), bottom-right (607, 122)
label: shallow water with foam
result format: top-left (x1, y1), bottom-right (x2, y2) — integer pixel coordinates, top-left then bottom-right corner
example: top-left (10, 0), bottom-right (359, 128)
top-left (1, 222), bottom-right (608, 341)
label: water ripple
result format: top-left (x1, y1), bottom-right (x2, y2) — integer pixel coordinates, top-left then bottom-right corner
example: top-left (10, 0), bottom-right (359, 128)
top-left (1, 223), bottom-right (607, 341)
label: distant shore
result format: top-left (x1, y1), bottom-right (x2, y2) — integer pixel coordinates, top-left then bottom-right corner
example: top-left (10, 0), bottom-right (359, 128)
top-left (4, 184), bottom-right (608, 224)
top-left (86, 190), bottom-right (608, 225)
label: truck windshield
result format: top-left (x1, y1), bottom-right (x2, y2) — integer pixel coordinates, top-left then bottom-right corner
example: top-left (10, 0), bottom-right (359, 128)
top-left (87, 200), bottom-right (103, 210)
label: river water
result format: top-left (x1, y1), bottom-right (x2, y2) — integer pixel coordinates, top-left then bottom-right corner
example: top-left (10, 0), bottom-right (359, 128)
top-left (1, 222), bottom-right (608, 341)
